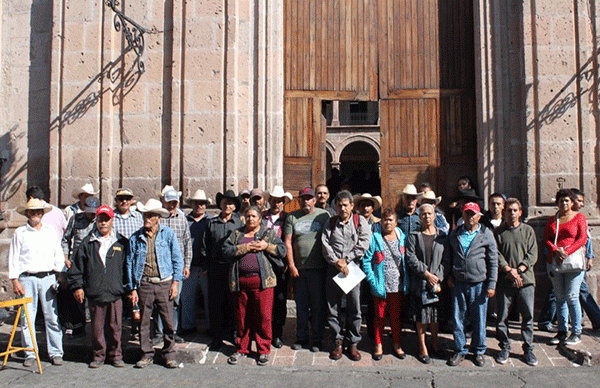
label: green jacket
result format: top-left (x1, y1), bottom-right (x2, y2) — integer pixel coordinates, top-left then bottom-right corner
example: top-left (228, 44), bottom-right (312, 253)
top-left (495, 223), bottom-right (538, 287)
top-left (222, 225), bottom-right (286, 292)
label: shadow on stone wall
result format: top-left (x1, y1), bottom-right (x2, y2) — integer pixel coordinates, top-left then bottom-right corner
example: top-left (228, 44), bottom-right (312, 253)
top-left (0, 129), bottom-right (26, 205)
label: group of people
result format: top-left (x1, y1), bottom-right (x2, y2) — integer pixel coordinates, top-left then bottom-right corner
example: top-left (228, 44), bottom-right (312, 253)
top-left (6, 177), bottom-right (598, 369)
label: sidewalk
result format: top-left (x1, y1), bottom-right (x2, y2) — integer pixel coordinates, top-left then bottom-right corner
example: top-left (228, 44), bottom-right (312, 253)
top-left (1, 309), bottom-right (599, 368)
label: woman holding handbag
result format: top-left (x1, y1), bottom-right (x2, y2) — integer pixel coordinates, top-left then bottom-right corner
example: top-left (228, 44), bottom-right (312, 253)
top-left (544, 189), bottom-right (588, 346)
top-left (362, 208), bottom-right (408, 360)
top-left (405, 203), bottom-right (447, 364)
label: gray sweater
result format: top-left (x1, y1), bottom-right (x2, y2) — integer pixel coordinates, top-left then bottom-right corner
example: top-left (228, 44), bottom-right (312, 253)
top-left (444, 224), bottom-right (499, 290)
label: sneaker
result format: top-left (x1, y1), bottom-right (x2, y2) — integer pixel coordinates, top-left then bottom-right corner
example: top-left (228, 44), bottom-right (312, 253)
top-left (89, 360), bottom-right (103, 368)
top-left (447, 353), bottom-right (465, 366)
top-left (257, 354), bottom-right (269, 366)
top-left (473, 353), bottom-right (485, 367)
top-left (538, 323), bottom-right (558, 333)
top-left (165, 359), bottom-right (178, 369)
top-left (495, 348), bottom-right (509, 364)
top-left (111, 360), bottom-right (125, 368)
top-left (23, 358), bottom-right (35, 368)
top-left (524, 350), bottom-right (538, 366)
top-left (291, 340), bottom-right (308, 350)
top-left (135, 357), bottom-right (153, 368)
top-left (548, 332), bottom-right (567, 345)
top-left (564, 334), bottom-right (581, 346)
top-left (51, 356), bottom-right (63, 366)
top-left (174, 335), bottom-right (185, 344)
top-left (227, 352), bottom-right (244, 365)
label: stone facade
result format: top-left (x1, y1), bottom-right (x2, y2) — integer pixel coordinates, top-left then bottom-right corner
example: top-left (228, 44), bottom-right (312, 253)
top-left (1, 0), bottom-right (600, 303)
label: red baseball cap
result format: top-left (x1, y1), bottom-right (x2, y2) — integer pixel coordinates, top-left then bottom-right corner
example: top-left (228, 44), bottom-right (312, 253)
top-left (462, 202), bottom-right (482, 215)
top-left (96, 205), bottom-right (115, 218)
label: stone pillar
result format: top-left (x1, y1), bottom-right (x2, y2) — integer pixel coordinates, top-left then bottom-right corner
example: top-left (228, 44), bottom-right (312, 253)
top-left (332, 101), bottom-right (340, 126)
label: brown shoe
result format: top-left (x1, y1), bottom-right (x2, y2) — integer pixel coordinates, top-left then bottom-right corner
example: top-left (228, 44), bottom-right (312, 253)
top-left (329, 339), bottom-right (343, 361)
top-left (348, 344), bottom-right (361, 362)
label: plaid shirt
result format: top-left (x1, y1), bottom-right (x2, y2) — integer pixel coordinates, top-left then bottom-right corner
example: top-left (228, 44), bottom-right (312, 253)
top-left (161, 210), bottom-right (193, 269)
top-left (262, 210), bottom-right (287, 238)
top-left (113, 208), bottom-right (144, 239)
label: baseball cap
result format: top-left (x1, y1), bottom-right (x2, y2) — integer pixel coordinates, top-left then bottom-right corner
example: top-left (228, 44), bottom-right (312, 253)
top-left (84, 196), bottom-right (101, 213)
top-left (163, 189), bottom-right (180, 202)
top-left (299, 187), bottom-right (315, 198)
top-left (250, 188), bottom-right (264, 199)
top-left (115, 187), bottom-right (134, 197)
top-left (462, 202), bottom-right (482, 215)
top-left (96, 205), bottom-right (115, 218)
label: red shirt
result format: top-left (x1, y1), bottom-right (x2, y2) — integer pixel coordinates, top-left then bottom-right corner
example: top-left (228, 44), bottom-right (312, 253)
top-left (544, 212), bottom-right (588, 263)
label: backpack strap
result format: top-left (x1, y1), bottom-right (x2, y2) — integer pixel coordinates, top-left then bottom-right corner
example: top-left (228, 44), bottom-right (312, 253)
top-left (353, 214), bottom-right (360, 230)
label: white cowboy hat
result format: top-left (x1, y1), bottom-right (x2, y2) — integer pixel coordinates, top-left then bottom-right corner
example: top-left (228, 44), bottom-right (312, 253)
top-left (419, 190), bottom-right (442, 205)
top-left (71, 183), bottom-right (98, 199)
top-left (186, 189), bottom-right (213, 205)
top-left (136, 199), bottom-right (170, 218)
top-left (17, 198), bottom-right (52, 216)
top-left (353, 193), bottom-right (382, 210)
top-left (158, 185), bottom-right (182, 198)
top-left (398, 184), bottom-right (423, 197)
top-left (266, 186), bottom-right (293, 203)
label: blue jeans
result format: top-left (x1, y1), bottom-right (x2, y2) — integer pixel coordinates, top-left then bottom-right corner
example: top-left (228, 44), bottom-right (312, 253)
top-left (452, 281), bottom-right (488, 355)
top-left (294, 269), bottom-right (326, 343)
top-left (549, 269), bottom-right (585, 335)
top-left (19, 273), bottom-right (63, 359)
top-left (579, 274), bottom-right (600, 329)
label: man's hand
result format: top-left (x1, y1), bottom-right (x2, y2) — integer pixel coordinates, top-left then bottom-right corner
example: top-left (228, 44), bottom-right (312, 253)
top-left (335, 258), bottom-right (349, 276)
top-left (183, 267), bottom-right (190, 279)
top-left (169, 281), bottom-right (179, 300)
top-left (12, 279), bottom-right (25, 296)
top-left (288, 265), bottom-right (299, 278)
top-left (487, 289), bottom-right (496, 298)
top-left (129, 290), bottom-right (139, 304)
top-left (587, 258), bottom-right (594, 271)
top-left (73, 289), bottom-right (85, 304)
top-left (505, 268), bottom-right (523, 288)
top-left (64, 255), bottom-right (72, 270)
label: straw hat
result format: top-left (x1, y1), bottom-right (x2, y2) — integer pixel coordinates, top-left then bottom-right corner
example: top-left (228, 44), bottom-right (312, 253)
top-left (398, 184), bottom-right (422, 197)
top-left (136, 199), bottom-right (170, 218)
top-left (16, 198), bottom-right (52, 216)
top-left (353, 193), bottom-right (382, 210)
top-left (71, 183), bottom-right (98, 199)
top-left (186, 189), bottom-right (213, 205)
top-left (419, 191), bottom-right (442, 205)
top-left (267, 186), bottom-right (293, 203)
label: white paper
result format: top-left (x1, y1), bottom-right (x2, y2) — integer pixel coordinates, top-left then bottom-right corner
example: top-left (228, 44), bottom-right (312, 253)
top-left (333, 261), bottom-right (366, 294)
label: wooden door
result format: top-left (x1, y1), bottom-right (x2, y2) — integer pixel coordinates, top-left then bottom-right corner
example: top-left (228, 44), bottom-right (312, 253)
top-left (379, 98), bottom-right (440, 207)
top-left (283, 96), bottom-right (326, 193)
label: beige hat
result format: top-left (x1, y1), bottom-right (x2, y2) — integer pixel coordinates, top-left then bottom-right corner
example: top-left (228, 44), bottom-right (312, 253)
top-left (267, 186), bottom-right (293, 203)
top-left (399, 184), bottom-right (423, 197)
top-left (136, 199), bottom-right (170, 218)
top-left (353, 193), bottom-right (382, 210)
top-left (71, 183), bottom-right (98, 199)
top-left (419, 190), bottom-right (442, 205)
top-left (186, 189), bottom-right (213, 205)
top-left (17, 198), bottom-right (52, 216)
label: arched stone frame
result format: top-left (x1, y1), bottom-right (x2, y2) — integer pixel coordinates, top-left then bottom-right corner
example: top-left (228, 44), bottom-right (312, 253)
top-left (325, 140), bottom-right (337, 168)
top-left (334, 135), bottom-right (381, 165)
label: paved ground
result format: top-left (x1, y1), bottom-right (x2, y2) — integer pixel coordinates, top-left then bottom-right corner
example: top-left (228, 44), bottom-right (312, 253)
top-left (1, 308), bottom-right (599, 369)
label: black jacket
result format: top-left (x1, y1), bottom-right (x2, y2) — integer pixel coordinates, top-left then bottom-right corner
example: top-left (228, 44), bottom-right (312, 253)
top-left (68, 231), bottom-right (129, 303)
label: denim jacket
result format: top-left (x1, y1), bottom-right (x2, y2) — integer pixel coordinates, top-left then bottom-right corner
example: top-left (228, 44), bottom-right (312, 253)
top-left (126, 225), bottom-right (184, 290)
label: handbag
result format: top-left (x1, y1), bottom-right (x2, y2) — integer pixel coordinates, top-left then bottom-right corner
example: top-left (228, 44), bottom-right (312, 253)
top-left (420, 279), bottom-right (439, 305)
top-left (548, 215), bottom-right (585, 274)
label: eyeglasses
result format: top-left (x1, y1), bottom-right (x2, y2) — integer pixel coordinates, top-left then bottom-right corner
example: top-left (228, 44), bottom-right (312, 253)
top-left (116, 196), bottom-right (133, 202)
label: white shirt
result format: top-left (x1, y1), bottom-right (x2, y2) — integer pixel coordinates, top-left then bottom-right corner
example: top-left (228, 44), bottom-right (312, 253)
top-left (91, 230), bottom-right (118, 266)
top-left (8, 222), bottom-right (66, 279)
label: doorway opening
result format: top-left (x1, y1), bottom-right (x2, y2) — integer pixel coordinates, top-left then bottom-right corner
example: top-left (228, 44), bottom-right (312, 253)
top-left (337, 141), bottom-right (380, 196)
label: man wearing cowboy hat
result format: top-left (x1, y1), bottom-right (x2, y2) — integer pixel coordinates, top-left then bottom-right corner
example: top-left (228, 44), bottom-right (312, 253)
top-left (126, 199), bottom-right (184, 369)
top-left (418, 190), bottom-right (450, 234)
top-left (154, 187), bottom-right (192, 344)
top-left (9, 198), bottom-right (65, 366)
top-left (396, 184), bottom-right (423, 236)
top-left (112, 187), bottom-right (143, 239)
top-left (26, 186), bottom-right (67, 240)
top-left (180, 189), bottom-right (213, 335)
top-left (64, 182), bottom-right (98, 223)
top-left (200, 189), bottom-right (243, 349)
top-left (354, 193), bottom-right (382, 226)
top-left (61, 195), bottom-right (101, 336)
top-left (261, 185), bottom-right (293, 348)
